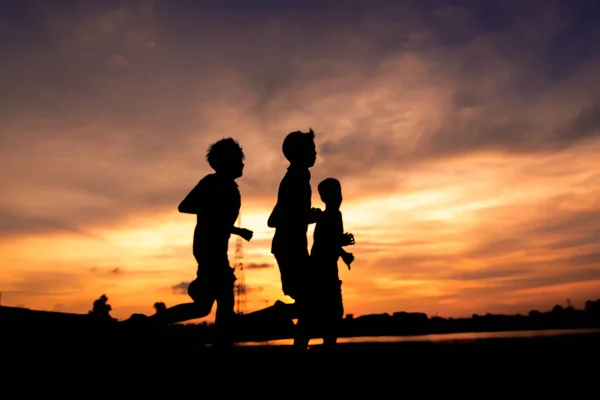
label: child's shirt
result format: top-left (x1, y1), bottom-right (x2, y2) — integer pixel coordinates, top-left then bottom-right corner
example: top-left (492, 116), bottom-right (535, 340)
top-left (310, 209), bottom-right (344, 283)
top-left (180, 173), bottom-right (241, 266)
top-left (270, 164), bottom-right (314, 256)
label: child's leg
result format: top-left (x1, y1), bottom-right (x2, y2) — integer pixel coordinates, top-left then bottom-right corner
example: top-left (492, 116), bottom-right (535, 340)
top-left (323, 333), bottom-right (337, 346)
top-left (323, 281), bottom-right (344, 346)
top-left (293, 294), bottom-right (312, 349)
top-left (322, 309), bottom-right (339, 347)
top-left (145, 274), bottom-right (214, 325)
top-left (276, 250), bottom-right (310, 301)
top-left (149, 300), bottom-right (213, 325)
top-left (213, 269), bottom-right (237, 347)
top-left (294, 290), bottom-right (323, 350)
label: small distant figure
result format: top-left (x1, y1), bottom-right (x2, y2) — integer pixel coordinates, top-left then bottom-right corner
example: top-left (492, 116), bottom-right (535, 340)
top-left (300, 178), bottom-right (355, 349)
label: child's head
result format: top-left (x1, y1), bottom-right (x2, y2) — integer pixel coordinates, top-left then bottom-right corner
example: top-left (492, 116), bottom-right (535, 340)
top-left (318, 178), bottom-right (342, 209)
top-left (282, 128), bottom-right (316, 168)
top-left (206, 138), bottom-right (245, 179)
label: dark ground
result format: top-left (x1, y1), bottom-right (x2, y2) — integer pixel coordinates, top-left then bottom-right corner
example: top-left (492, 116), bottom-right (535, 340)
top-left (3, 329), bottom-right (599, 395)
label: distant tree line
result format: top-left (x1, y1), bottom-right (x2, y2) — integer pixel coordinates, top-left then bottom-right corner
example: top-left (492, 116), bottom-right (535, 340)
top-left (96, 297), bottom-right (600, 342)
top-left (6, 294), bottom-right (596, 344)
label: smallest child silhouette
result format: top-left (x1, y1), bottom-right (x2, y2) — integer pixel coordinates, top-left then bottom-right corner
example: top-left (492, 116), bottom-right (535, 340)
top-left (299, 177), bottom-right (355, 348)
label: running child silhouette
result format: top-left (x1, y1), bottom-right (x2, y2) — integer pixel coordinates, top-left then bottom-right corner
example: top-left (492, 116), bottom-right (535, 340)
top-left (297, 177), bottom-right (355, 349)
top-left (268, 128), bottom-right (322, 348)
top-left (129, 138), bottom-right (253, 348)
top-left (268, 128), bottom-right (321, 302)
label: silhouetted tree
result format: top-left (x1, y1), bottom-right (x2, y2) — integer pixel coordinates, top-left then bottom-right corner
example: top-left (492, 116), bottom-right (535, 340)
top-left (529, 310), bottom-right (543, 318)
top-left (552, 305), bottom-right (564, 314)
top-left (585, 299), bottom-right (600, 315)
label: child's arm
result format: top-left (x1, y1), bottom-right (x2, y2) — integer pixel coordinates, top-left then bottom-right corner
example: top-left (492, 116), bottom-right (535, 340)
top-left (307, 207), bottom-right (322, 224)
top-left (178, 184), bottom-right (202, 214)
top-left (340, 231), bottom-right (355, 269)
top-left (341, 232), bottom-right (355, 246)
top-left (340, 248), bottom-right (354, 270)
top-left (267, 204), bottom-right (280, 228)
top-left (232, 226), bottom-right (253, 241)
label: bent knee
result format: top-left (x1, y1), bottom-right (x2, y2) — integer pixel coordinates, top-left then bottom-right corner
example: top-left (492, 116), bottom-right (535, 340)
top-left (193, 301), bottom-right (213, 317)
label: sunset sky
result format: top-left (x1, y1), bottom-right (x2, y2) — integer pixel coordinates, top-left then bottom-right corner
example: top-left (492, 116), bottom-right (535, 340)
top-left (1, 0), bottom-right (600, 322)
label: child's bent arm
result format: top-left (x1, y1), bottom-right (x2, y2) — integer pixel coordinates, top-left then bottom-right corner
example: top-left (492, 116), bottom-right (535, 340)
top-left (307, 208), bottom-right (322, 224)
top-left (232, 226), bottom-right (253, 241)
top-left (341, 232), bottom-right (355, 246)
top-left (231, 226), bottom-right (244, 235)
top-left (178, 189), bottom-right (199, 214)
top-left (340, 248), bottom-right (354, 270)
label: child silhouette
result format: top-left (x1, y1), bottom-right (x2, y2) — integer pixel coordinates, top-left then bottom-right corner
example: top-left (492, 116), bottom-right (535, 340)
top-left (298, 177), bottom-right (355, 348)
top-left (123, 138), bottom-right (253, 348)
top-left (268, 128), bottom-right (321, 349)
top-left (269, 128), bottom-right (321, 302)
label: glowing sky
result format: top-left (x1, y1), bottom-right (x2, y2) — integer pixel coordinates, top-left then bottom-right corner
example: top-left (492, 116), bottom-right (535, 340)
top-left (1, 0), bottom-right (600, 321)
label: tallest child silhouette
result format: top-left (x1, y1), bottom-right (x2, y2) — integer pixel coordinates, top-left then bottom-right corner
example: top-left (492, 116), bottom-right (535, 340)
top-left (268, 128), bottom-right (321, 348)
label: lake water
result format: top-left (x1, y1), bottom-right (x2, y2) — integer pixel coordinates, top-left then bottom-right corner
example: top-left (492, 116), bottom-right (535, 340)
top-left (235, 328), bottom-right (600, 346)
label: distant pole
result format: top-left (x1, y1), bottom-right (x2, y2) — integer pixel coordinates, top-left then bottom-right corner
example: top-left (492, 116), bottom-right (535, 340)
top-left (234, 214), bottom-right (247, 315)
top-left (0, 291), bottom-right (2, 306)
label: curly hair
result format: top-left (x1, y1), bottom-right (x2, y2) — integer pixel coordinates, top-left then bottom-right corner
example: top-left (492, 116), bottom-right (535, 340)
top-left (206, 138), bottom-right (245, 172)
top-left (282, 128), bottom-right (315, 163)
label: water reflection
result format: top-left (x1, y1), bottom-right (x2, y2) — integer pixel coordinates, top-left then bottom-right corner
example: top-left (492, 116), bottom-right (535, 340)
top-left (234, 328), bottom-right (600, 347)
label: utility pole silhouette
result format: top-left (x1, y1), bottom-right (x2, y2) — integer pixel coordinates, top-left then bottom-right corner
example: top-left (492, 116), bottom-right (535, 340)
top-left (234, 214), bottom-right (246, 315)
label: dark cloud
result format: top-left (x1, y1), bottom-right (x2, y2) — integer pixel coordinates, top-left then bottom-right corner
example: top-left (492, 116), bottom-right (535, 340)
top-left (245, 262), bottom-right (272, 269)
top-left (525, 209), bottom-right (600, 237)
top-left (89, 267), bottom-right (174, 279)
top-left (1, 0), bottom-right (599, 237)
top-left (0, 209), bottom-right (94, 238)
top-left (542, 235), bottom-right (600, 252)
top-left (170, 280), bottom-right (263, 296)
top-left (89, 267), bottom-right (122, 275)
top-left (459, 265), bottom-right (600, 297)
top-left (429, 250), bottom-right (600, 303)
top-left (3, 271), bottom-right (85, 297)
top-left (463, 208), bottom-right (600, 261)
top-left (452, 267), bottom-right (531, 282)
top-left (171, 281), bottom-right (189, 295)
